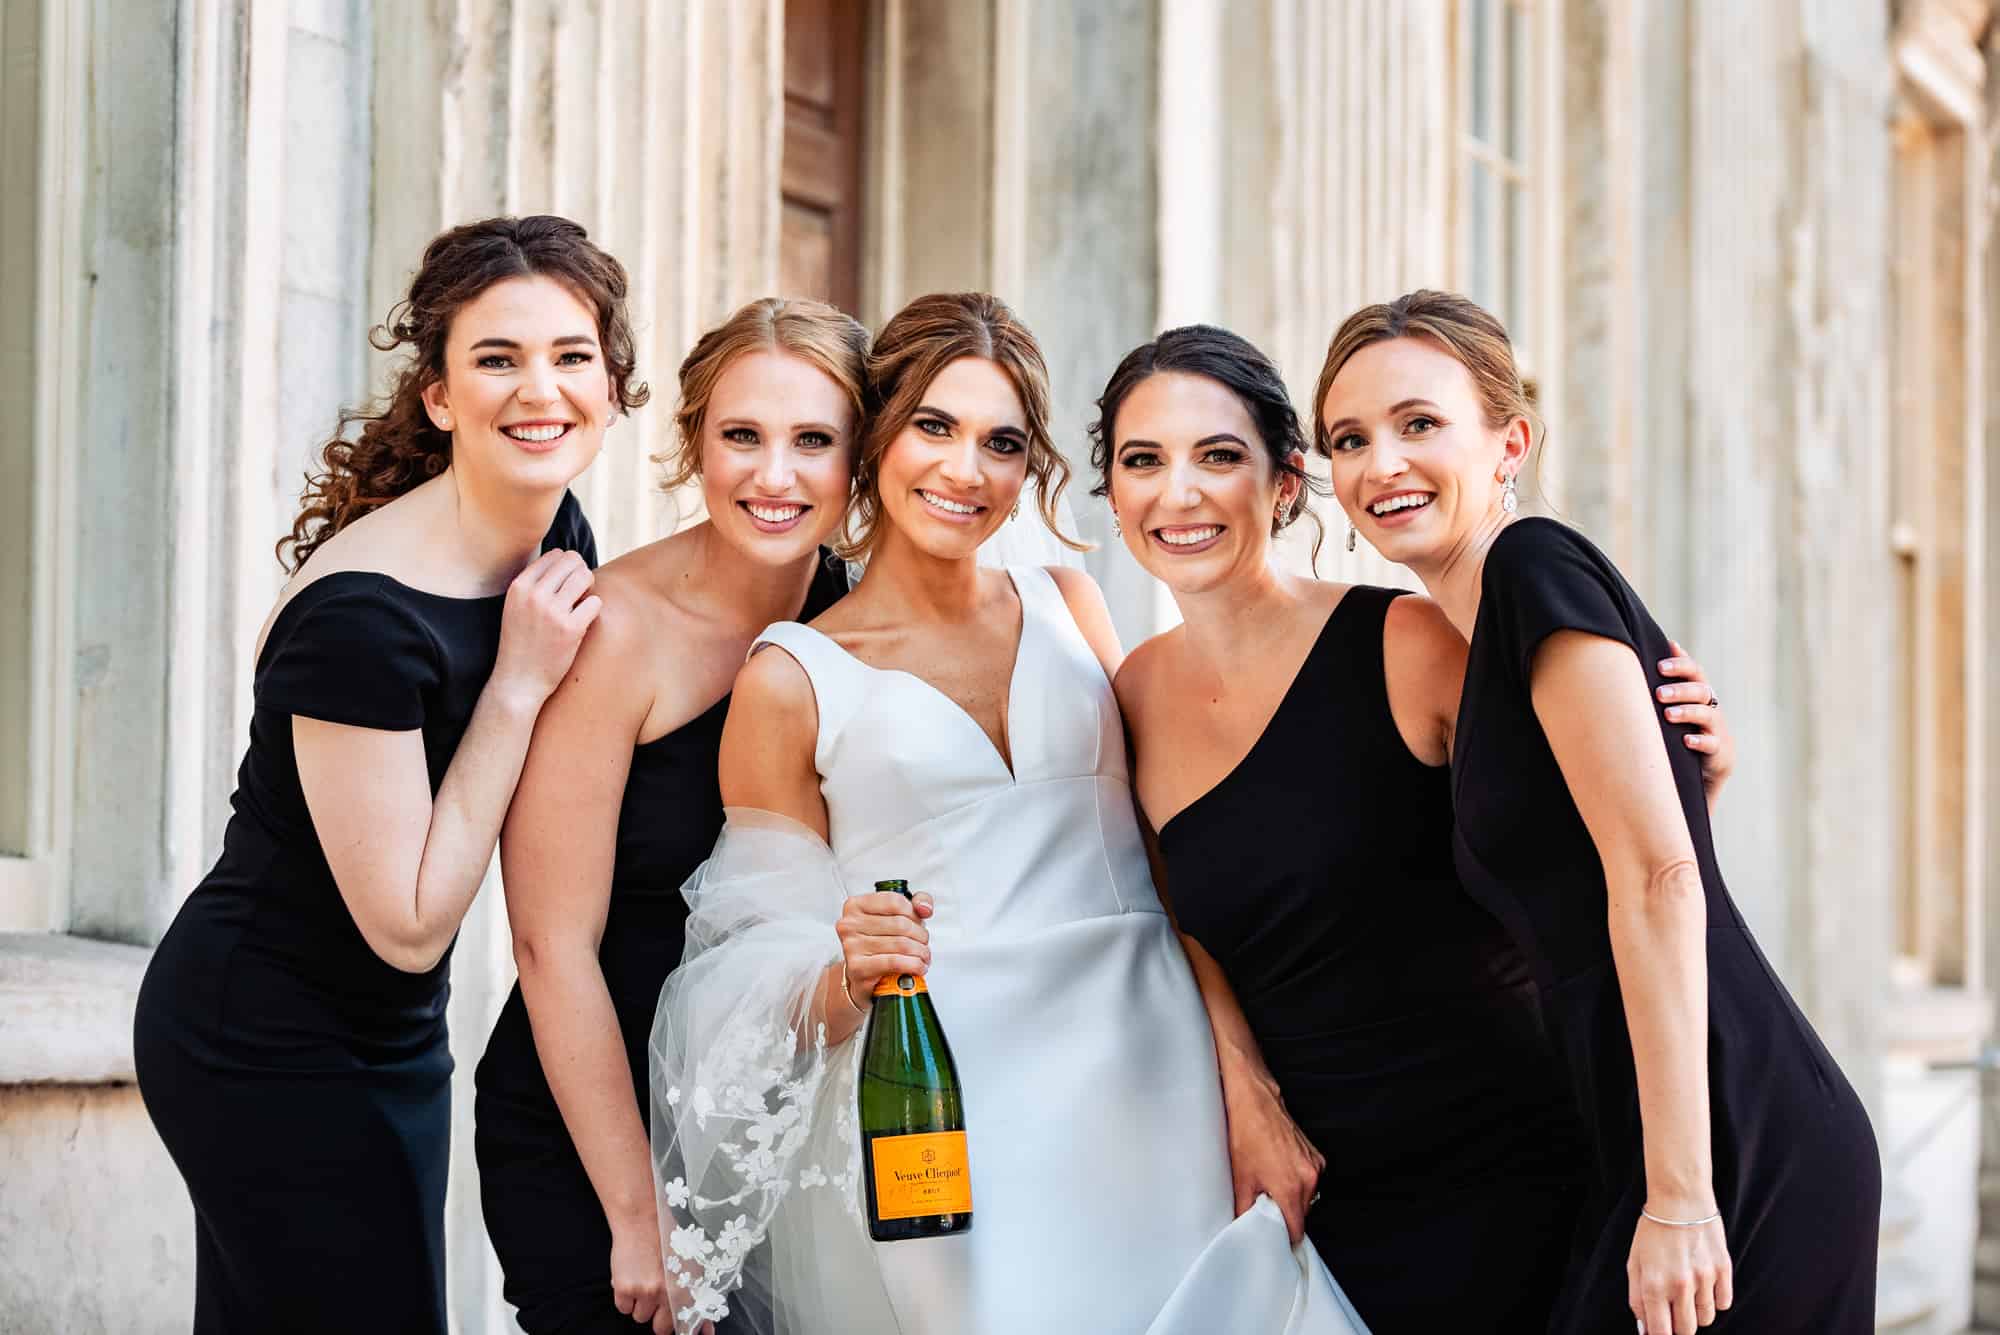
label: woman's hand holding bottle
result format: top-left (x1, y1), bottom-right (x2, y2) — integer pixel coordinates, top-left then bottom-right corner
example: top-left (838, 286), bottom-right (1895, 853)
top-left (827, 889), bottom-right (934, 1042)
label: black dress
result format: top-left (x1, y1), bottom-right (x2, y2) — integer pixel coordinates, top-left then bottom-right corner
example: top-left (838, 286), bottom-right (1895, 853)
top-left (472, 553), bottom-right (848, 1335)
top-left (1451, 519), bottom-right (1880, 1333)
top-left (1159, 586), bottom-right (1585, 1333)
top-left (133, 494), bottom-right (595, 1335)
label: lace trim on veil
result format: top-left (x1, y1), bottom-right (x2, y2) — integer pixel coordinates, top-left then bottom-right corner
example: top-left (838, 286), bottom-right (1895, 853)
top-left (649, 807), bottom-right (898, 1334)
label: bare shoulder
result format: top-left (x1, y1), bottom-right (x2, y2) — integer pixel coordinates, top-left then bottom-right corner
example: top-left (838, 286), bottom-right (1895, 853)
top-left (1381, 590), bottom-right (1467, 760)
top-left (718, 642), bottom-right (825, 818)
top-left (1111, 626), bottom-right (1183, 730)
top-left (1383, 590), bottom-right (1468, 676)
top-left (730, 642), bottom-right (820, 733)
top-left (1043, 565), bottom-right (1125, 677)
top-left (562, 536), bottom-right (689, 687)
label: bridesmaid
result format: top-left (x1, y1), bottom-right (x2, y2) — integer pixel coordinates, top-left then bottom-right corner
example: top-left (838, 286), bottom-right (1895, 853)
top-left (473, 297), bottom-right (867, 1335)
top-left (1097, 324), bottom-right (1733, 1333)
top-left (1313, 289), bottom-right (1879, 1334)
top-left (132, 214), bottom-right (640, 1333)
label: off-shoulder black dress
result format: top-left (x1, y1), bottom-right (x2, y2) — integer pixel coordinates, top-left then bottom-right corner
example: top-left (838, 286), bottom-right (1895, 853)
top-left (133, 494), bottom-right (595, 1334)
top-left (1451, 518), bottom-right (1879, 1332)
top-left (1159, 585), bottom-right (1586, 1333)
top-left (472, 553), bottom-right (848, 1335)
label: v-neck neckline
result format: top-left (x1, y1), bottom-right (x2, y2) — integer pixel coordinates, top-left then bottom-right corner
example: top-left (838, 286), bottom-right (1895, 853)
top-left (1154, 588), bottom-right (1356, 841)
top-left (800, 566), bottom-right (1029, 782)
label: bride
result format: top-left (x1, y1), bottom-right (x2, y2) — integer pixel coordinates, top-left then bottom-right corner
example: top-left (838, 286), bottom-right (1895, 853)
top-left (649, 292), bottom-right (1364, 1335)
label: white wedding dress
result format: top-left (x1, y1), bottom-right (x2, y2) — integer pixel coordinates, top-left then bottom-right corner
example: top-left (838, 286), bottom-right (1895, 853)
top-left (649, 566), bottom-right (1366, 1334)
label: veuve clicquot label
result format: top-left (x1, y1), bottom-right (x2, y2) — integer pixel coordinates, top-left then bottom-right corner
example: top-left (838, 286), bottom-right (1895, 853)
top-left (858, 880), bottom-right (973, 1242)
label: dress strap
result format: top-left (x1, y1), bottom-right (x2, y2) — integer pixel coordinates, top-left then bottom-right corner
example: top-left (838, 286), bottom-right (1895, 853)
top-left (1317, 584), bottom-right (1429, 767)
top-left (749, 622), bottom-right (870, 768)
top-left (1008, 565), bottom-right (1082, 655)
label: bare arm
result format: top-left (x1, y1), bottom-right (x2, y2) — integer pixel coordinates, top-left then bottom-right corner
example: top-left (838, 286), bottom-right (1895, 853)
top-left (298, 551), bottom-right (599, 973)
top-left (1047, 565), bottom-right (1126, 679)
top-left (1380, 592), bottom-right (1466, 766)
top-left (718, 648), bottom-right (929, 1049)
top-left (500, 594), bottom-right (655, 1258)
top-left (1531, 630), bottom-right (1731, 1332)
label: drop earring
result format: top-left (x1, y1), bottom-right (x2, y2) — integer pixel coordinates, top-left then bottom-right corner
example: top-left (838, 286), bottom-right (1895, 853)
top-left (1346, 524), bottom-right (1357, 553)
top-left (1500, 471), bottom-right (1519, 515)
top-left (1010, 500), bottom-right (1021, 520)
top-left (1110, 512), bottom-right (1122, 536)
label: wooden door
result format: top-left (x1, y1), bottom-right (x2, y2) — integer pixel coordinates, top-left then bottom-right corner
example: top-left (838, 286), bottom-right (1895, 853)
top-left (782, 0), bottom-right (866, 313)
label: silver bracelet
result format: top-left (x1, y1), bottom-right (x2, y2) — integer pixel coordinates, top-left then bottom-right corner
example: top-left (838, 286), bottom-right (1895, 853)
top-left (1640, 1206), bottom-right (1721, 1228)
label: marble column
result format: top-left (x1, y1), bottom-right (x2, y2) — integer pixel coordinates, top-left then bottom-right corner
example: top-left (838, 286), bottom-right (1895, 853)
top-left (367, 4), bottom-right (787, 1326)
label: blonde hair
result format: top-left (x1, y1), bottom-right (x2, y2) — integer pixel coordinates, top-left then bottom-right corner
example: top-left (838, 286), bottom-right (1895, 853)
top-left (654, 296), bottom-right (871, 492)
top-left (840, 292), bottom-right (1084, 561)
top-left (1311, 289), bottom-right (1541, 458)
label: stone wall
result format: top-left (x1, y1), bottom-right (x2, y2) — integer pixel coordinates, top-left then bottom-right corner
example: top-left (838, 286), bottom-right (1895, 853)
top-left (6, 2), bottom-right (1993, 1332)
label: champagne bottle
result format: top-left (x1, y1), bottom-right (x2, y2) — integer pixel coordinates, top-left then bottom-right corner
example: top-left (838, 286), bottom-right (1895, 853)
top-left (858, 879), bottom-right (973, 1241)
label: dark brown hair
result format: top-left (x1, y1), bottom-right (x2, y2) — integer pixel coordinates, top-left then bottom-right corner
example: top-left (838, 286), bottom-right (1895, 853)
top-left (840, 292), bottom-right (1084, 560)
top-left (654, 297), bottom-right (871, 493)
top-left (278, 215), bottom-right (649, 572)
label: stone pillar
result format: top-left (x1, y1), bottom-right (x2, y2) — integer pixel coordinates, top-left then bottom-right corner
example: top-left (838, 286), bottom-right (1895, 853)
top-left (1150, 0), bottom-right (1452, 610)
top-left (865, 0), bottom-right (1161, 639)
top-left (367, 4), bottom-right (786, 1326)
top-left (66, 0), bottom-right (185, 944)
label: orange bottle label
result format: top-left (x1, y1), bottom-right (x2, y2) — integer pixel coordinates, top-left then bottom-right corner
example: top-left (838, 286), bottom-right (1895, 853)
top-left (870, 1130), bottom-right (972, 1220)
top-left (872, 972), bottom-right (929, 998)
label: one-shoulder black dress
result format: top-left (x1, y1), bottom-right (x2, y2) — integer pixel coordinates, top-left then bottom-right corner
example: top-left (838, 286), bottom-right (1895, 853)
top-left (1451, 519), bottom-right (1879, 1332)
top-left (473, 553), bottom-right (847, 1335)
top-left (1159, 585), bottom-right (1585, 1333)
top-left (133, 494), bottom-right (596, 1334)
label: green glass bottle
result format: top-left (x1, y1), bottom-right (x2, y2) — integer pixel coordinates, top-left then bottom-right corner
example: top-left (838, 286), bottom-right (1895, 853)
top-left (858, 879), bottom-right (973, 1242)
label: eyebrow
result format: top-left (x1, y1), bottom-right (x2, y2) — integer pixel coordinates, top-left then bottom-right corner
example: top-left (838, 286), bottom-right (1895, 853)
top-left (1322, 398), bottom-right (1439, 434)
top-left (915, 404), bottom-right (1026, 439)
top-left (467, 334), bottom-right (600, 351)
top-left (1118, 432), bottom-right (1250, 450)
top-left (714, 418), bottom-right (843, 434)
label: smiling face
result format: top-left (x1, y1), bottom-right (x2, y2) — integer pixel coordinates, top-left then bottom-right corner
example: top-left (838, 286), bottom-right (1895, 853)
top-left (873, 356), bottom-right (1031, 561)
top-left (1318, 335), bottom-right (1528, 568)
top-left (421, 274), bottom-right (613, 494)
top-left (697, 348), bottom-right (857, 563)
top-left (1106, 371), bottom-right (1299, 595)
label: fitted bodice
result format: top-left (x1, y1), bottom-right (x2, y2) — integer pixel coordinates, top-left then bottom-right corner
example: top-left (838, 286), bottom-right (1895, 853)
top-left (752, 566), bottom-right (1163, 945)
top-left (734, 564), bottom-right (1360, 1334)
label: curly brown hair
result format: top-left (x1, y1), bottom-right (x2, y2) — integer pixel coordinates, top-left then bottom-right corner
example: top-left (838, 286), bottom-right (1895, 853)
top-left (278, 215), bottom-right (650, 572)
top-left (839, 292), bottom-right (1085, 561)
